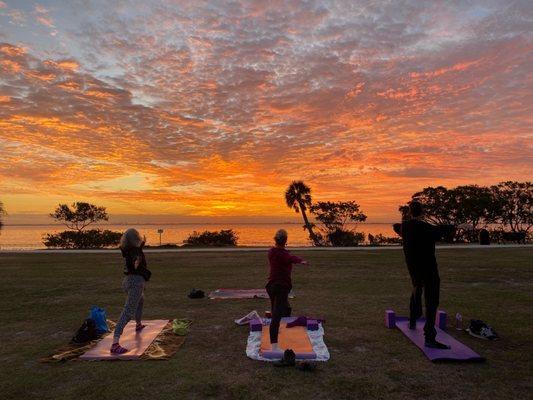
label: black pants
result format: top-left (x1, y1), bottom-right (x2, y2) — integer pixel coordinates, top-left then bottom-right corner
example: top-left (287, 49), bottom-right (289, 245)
top-left (266, 283), bottom-right (291, 344)
top-left (408, 264), bottom-right (440, 341)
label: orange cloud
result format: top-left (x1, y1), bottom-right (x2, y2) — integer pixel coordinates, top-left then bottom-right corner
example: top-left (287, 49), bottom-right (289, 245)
top-left (45, 59), bottom-right (80, 71)
top-left (410, 60), bottom-right (482, 78)
top-left (0, 44), bottom-right (25, 56)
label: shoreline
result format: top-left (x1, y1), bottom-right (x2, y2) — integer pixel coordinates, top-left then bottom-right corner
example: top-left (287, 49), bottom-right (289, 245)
top-left (1, 243), bottom-right (531, 254)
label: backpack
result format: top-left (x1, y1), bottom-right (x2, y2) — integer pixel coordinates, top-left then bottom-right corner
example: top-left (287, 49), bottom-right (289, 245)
top-left (187, 288), bottom-right (205, 299)
top-left (71, 318), bottom-right (98, 344)
top-left (89, 306), bottom-right (109, 335)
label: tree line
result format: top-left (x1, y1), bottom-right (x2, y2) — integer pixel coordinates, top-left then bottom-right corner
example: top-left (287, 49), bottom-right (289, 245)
top-left (399, 181), bottom-right (532, 243)
top-left (40, 202), bottom-right (239, 248)
top-left (286, 180), bottom-right (531, 246)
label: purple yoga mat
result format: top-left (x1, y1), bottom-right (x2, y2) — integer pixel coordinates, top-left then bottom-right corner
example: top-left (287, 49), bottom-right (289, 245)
top-left (396, 317), bottom-right (484, 362)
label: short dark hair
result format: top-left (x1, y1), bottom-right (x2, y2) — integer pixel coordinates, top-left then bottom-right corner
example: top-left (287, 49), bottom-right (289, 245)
top-left (274, 229), bottom-right (288, 246)
top-left (409, 201), bottom-right (423, 218)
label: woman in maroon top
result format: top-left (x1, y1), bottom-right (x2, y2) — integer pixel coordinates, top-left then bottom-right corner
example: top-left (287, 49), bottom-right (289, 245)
top-left (266, 229), bottom-right (309, 351)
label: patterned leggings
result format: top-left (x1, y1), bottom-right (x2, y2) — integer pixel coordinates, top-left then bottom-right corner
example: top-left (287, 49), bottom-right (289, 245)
top-left (113, 274), bottom-right (145, 340)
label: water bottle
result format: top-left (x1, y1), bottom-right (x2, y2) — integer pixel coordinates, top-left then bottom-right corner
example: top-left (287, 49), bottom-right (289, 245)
top-left (455, 313), bottom-right (463, 330)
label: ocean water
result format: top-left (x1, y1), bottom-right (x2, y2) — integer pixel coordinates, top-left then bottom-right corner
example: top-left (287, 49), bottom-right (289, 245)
top-left (0, 222), bottom-right (397, 250)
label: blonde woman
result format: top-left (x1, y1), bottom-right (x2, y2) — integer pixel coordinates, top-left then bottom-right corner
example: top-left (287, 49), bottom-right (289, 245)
top-left (110, 228), bottom-right (152, 354)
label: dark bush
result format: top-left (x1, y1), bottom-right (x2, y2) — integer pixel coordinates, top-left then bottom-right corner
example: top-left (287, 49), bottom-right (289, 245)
top-left (453, 227), bottom-right (479, 243)
top-left (486, 229), bottom-right (529, 244)
top-left (43, 229), bottom-right (122, 249)
top-left (326, 229), bottom-right (364, 247)
top-left (368, 233), bottom-right (402, 245)
top-left (182, 229), bottom-right (238, 247)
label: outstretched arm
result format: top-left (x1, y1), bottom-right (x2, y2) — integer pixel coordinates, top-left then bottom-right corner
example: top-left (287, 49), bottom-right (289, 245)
top-left (287, 253), bottom-right (309, 266)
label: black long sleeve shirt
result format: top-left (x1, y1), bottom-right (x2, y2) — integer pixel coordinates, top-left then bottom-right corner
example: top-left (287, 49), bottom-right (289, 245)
top-left (121, 246), bottom-right (151, 281)
top-left (393, 220), bottom-right (453, 267)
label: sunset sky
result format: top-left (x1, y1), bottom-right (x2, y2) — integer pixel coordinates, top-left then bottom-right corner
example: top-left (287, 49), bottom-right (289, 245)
top-left (0, 0), bottom-right (531, 221)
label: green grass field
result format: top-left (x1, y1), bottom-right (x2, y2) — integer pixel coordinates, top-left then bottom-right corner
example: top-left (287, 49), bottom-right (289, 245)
top-left (1, 248), bottom-right (532, 400)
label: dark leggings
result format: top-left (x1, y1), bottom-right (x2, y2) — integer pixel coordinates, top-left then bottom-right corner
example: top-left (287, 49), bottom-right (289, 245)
top-left (266, 283), bottom-right (291, 344)
top-left (409, 266), bottom-right (440, 341)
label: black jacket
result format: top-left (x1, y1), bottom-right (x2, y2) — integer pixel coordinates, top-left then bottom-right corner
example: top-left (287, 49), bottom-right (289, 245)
top-left (121, 246), bottom-right (151, 281)
top-left (393, 219), bottom-right (453, 267)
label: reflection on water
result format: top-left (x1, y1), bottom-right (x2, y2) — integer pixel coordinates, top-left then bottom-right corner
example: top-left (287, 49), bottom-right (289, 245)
top-left (0, 223), bottom-right (397, 250)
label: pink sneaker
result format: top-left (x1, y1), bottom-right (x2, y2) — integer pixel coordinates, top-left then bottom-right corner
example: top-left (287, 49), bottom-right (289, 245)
top-left (110, 343), bottom-right (129, 354)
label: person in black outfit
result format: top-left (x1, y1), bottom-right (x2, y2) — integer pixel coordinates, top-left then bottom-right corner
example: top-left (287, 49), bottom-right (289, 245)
top-left (393, 201), bottom-right (454, 349)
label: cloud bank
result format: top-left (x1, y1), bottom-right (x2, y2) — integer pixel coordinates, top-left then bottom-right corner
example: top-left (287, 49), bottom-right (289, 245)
top-left (0, 0), bottom-right (531, 218)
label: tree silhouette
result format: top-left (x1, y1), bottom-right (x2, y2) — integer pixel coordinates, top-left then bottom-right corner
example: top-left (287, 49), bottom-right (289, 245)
top-left (487, 181), bottom-right (532, 233)
top-left (285, 181), bottom-right (320, 246)
top-left (45, 202), bottom-right (120, 249)
top-left (310, 201), bottom-right (367, 233)
top-left (452, 185), bottom-right (493, 233)
top-left (50, 202), bottom-right (108, 232)
top-left (310, 201), bottom-right (367, 246)
top-left (407, 186), bottom-right (457, 225)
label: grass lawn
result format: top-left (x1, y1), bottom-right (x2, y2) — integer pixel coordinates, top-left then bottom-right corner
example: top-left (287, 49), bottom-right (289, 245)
top-left (0, 248), bottom-right (532, 400)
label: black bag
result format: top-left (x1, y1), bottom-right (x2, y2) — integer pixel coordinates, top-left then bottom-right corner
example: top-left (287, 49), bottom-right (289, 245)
top-left (139, 268), bottom-right (152, 282)
top-left (71, 318), bottom-right (98, 344)
top-left (188, 288), bottom-right (205, 299)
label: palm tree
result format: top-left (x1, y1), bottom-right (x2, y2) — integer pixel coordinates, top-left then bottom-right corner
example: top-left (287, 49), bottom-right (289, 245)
top-left (285, 181), bottom-right (320, 246)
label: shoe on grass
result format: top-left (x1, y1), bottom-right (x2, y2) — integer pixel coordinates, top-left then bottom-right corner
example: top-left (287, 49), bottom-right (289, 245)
top-left (467, 319), bottom-right (500, 340)
top-left (273, 349), bottom-right (296, 367)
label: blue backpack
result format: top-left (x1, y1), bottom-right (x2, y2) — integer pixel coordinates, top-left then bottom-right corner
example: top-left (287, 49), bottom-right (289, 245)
top-left (89, 306), bottom-right (109, 334)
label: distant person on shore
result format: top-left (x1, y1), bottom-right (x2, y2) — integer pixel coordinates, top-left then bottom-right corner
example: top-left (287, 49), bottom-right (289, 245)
top-left (267, 229), bottom-right (309, 351)
top-left (110, 228), bottom-right (152, 354)
top-left (393, 201), bottom-right (455, 349)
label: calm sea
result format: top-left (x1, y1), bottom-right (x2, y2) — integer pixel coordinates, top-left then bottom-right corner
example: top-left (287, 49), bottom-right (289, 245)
top-left (0, 222), bottom-right (396, 250)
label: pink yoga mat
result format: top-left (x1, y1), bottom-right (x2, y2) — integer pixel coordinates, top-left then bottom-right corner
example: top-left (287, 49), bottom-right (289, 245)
top-left (209, 288), bottom-right (295, 299)
top-left (395, 317), bottom-right (484, 363)
top-left (80, 320), bottom-right (168, 361)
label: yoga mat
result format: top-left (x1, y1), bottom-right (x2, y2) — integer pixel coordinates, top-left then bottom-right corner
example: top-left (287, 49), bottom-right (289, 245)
top-left (395, 317), bottom-right (484, 362)
top-left (246, 317), bottom-right (329, 362)
top-left (209, 288), bottom-right (294, 299)
top-left (260, 323), bottom-right (315, 359)
top-left (80, 320), bottom-right (168, 361)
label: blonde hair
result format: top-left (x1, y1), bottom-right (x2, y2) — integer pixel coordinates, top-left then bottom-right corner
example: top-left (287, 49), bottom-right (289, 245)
top-left (119, 228), bottom-right (144, 250)
top-left (274, 229), bottom-right (288, 246)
